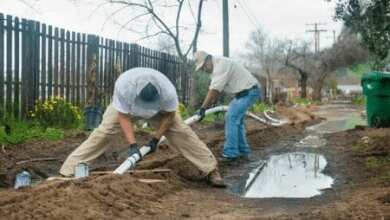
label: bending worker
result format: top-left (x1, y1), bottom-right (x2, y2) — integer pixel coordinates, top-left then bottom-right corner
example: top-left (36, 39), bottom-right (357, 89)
top-left (59, 67), bottom-right (226, 187)
top-left (194, 51), bottom-right (261, 162)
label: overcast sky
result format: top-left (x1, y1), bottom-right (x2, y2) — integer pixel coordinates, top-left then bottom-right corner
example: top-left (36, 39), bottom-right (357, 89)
top-left (0, 0), bottom-right (342, 57)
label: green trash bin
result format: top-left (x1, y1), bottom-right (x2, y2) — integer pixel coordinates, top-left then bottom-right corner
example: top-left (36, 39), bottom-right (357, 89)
top-left (361, 71), bottom-right (390, 128)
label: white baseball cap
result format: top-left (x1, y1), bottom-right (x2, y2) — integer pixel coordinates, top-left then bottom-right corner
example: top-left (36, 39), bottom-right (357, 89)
top-left (193, 51), bottom-right (209, 71)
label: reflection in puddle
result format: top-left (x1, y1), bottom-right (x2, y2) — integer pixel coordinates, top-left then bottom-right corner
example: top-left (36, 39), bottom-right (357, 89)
top-left (243, 152), bottom-right (334, 198)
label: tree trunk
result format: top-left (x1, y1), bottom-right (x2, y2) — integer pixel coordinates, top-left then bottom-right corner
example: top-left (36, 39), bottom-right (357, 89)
top-left (312, 82), bottom-right (323, 101)
top-left (86, 55), bottom-right (97, 107)
top-left (312, 69), bottom-right (329, 101)
top-left (299, 72), bottom-right (308, 98)
top-left (266, 71), bottom-right (273, 104)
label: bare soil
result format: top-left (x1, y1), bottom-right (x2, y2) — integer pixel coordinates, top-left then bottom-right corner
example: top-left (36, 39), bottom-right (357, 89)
top-left (0, 105), bottom-right (389, 220)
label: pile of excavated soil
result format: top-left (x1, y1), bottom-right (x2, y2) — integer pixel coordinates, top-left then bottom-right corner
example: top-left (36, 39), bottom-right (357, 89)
top-left (0, 172), bottom-right (187, 219)
top-left (0, 107), bottom-right (318, 219)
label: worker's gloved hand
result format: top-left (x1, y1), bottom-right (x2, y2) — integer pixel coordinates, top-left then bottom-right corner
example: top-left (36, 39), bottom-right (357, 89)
top-left (147, 137), bottom-right (160, 153)
top-left (196, 107), bottom-right (206, 122)
top-left (128, 143), bottom-right (142, 159)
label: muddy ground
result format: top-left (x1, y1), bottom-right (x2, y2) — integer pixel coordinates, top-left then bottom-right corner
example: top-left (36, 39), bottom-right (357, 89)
top-left (0, 105), bottom-right (389, 220)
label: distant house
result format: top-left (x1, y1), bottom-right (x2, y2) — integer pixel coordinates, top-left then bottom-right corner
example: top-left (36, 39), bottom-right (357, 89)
top-left (337, 85), bottom-right (362, 95)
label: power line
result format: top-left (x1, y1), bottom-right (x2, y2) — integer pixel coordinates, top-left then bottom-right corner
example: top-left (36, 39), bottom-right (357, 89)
top-left (239, 0), bottom-right (261, 27)
top-left (223, 0), bottom-right (230, 56)
top-left (306, 23), bottom-right (327, 53)
top-left (234, 0), bottom-right (260, 28)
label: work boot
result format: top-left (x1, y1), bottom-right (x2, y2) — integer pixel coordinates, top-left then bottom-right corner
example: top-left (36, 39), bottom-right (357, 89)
top-left (220, 155), bottom-right (239, 163)
top-left (207, 169), bottom-right (227, 188)
top-left (240, 154), bottom-right (255, 162)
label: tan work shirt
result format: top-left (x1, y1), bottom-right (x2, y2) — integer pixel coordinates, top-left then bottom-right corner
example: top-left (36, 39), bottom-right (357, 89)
top-left (209, 56), bottom-right (258, 94)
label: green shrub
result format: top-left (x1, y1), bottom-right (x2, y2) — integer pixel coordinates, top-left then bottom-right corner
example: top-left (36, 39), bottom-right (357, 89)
top-left (178, 103), bottom-right (191, 119)
top-left (193, 72), bottom-right (211, 108)
top-left (201, 112), bottom-right (225, 124)
top-left (30, 96), bottom-right (82, 129)
top-left (292, 98), bottom-right (313, 106)
top-left (43, 128), bottom-right (64, 140)
top-left (352, 96), bottom-right (366, 106)
top-left (0, 119), bottom-right (64, 145)
top-left (251, 102), bottom-right (272, 113)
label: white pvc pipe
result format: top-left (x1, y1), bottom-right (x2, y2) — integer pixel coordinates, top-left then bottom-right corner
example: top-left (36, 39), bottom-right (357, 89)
top-left (114, 105), bottom-right (288, 174)
top-left (113, 146), bottom-right (151, 174)
top-left (264, 110), bottom-right (289, 125)
top-left (264, 110), bottom-right (279, 123)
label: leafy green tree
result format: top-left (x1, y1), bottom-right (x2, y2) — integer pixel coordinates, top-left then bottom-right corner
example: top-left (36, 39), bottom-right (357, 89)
top-left (335, 0), bottom-right (390, 68)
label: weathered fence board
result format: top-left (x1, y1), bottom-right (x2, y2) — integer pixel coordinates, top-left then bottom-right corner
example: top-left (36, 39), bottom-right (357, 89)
top-left (6, 15), bottom-right (12, 114)
top-left (65, 31), bottom-right (71, 102)
top-left (47, 25), bottom-right (53, 98)
top-left (76, 33), bottom-right (81, 105)
top-left (0, 14), bottom-right (4, 115)
top-left (41, 23), bottom-right (46, 102)
top-left (59, 29), bottom-right (65, 98)
top-left (14, 17), bottom-right (20, 117)
top-left (0, 14), bottom-right (191, 119)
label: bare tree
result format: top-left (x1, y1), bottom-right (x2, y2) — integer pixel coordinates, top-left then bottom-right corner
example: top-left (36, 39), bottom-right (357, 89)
top-left (244, 28), bottom-right (285, 103)
top-left (155, 34), bottom-right (177, 55)
top-left (283, 41), bottom-right (313, 98)
top-left (17, 0), bottom-right (41, 14)
top-left (105, 0), bottom-right (205, 62)
top-left (280, 31), bottom-right (368, 101)
top-left (310, 33), bottom-right (368, 100)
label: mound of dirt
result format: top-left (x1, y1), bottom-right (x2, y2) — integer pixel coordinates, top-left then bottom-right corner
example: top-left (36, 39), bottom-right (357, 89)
top-left (0, 172), bottom-right (186, 219)
top-left (0, 106), bottom-right (318, 219)
top-left (276, 106), bottom-right (317, 123)
top-left (357, 134), bottom-right (390, 157)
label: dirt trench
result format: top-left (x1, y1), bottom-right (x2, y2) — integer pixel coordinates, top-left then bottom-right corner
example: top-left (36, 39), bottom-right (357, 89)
top-left (0, 105), bottom-right (389, 220)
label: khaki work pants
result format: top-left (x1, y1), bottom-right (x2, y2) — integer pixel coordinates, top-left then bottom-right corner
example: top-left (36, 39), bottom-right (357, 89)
top-left (59, 104), bottom-right (217, 176)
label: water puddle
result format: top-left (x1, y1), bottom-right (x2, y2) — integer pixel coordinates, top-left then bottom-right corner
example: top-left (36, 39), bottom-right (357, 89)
top-left (243, 152), bottom-right (334, 198)
top-left (228, 104), bottom-right (364, 199)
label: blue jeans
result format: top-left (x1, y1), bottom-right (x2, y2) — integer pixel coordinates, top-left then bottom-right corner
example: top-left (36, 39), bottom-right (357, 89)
top-left (223, 86), bottom-right (261, 158)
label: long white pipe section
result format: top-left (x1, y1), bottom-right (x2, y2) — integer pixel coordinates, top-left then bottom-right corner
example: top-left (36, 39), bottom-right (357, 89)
top-left (113, 105), bottom-right (288, 174)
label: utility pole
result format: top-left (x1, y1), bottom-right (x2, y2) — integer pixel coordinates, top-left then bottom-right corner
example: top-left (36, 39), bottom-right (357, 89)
top-left (222, 0), bottom-right (229, 57)
top-left (306, 23), bottom-right (327, 53)
top-left (333, 30), bottom-right (336, 44)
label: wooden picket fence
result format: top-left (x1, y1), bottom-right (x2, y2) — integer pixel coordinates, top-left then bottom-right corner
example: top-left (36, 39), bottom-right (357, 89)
top-left (0, 13), bottom-right (192, 119)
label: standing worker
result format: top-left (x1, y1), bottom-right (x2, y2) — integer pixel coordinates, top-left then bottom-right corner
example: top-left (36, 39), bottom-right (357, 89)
top-left (59, 67), bottom-right (226, 187)
top-left (193, 51), bottom-right (261, 162)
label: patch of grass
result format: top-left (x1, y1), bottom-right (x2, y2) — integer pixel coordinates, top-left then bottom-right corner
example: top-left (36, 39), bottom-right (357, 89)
top-left (42, 128), bottom-right (64, 140)
top-left (345, 115), bottom-right (367, 129)
top-left (292, 98), bottom-right (313, 106)
top-left (352, 96), bottom-right (366, 106)
top-left (352, 144), bottom-right (364, 152)
top-left (178, 103), bottom-right (196, 120)
top-left (0, 118), bottom-right (65, 145)
top-left (250, 102), bottom-right (272, 113)
top-left (201, 112), bottom-right (225, 124)
top-left (381, 171), bottom-right (390, 182)
top-left (366, 156), bottom-right (390, 169)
